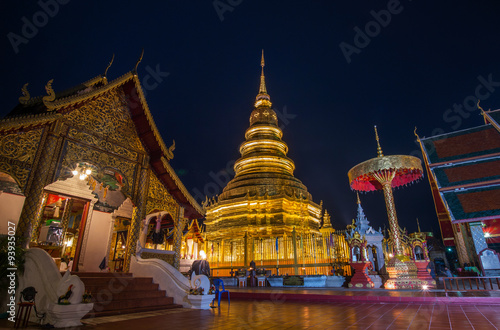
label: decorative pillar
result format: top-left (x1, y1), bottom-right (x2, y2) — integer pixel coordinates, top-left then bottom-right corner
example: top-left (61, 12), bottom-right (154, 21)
top-left (453, 223), bottom-right (470, 266)
top-left (123, 161), bottom-right (149, 272)
top-left (173, 206), bottom-right (186, 270)
top-left (244, 232), bottom-right (248, 267)
top-left (292, 227), bottom-right (299, 275)
top-left (17, 133), bottom-right (58, 247)
top-left (29, 192), bottom-right (49, 243)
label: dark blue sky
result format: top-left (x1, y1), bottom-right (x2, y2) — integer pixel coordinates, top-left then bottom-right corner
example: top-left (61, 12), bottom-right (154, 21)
top-left (1, 1), bottom-right (499, 235)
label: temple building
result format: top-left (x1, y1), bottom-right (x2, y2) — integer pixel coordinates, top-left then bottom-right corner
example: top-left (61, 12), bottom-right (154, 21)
top-left (204, 53), bottom-right (350, 276)
top-left (0, 57), bottom-right (204, 273)
top-left (417, 106), bottom-right (500, 271)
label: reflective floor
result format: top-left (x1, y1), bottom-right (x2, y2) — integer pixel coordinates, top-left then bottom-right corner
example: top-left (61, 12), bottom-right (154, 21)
top-left (3, 300), bottom-right (499, 329)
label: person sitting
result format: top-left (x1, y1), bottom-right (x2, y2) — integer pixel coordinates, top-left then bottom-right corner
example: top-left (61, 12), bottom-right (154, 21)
top-left (59, 258), bottom-right (68, 271)
top-left (442, 267), bottom-right (453, 277)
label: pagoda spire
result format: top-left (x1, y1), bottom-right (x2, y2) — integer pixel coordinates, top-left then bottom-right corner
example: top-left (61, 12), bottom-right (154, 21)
top-left (259, 50), bottom-right (267, 94)
top-left (254, 50), bottom-right (272, 108)
top-left (374, 125), bottom-right (384, 158)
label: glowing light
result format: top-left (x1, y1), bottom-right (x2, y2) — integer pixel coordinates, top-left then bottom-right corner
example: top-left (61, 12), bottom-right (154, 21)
top-left (199, 250), bottom-right (206, 260)
top-left (484, 232), bottom-right (491, 238)
top-left (72, 170), bottom-right (78, 176)
top-left (389, 253), bottom-right (393, 258)
top-left (422, 284), bottom-right (429, 290)
top-left (85, 169), bottom-right (92, 175)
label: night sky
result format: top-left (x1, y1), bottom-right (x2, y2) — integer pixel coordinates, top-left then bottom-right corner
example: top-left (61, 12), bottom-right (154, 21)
top-left (1, 1), bottom-right (500, 235)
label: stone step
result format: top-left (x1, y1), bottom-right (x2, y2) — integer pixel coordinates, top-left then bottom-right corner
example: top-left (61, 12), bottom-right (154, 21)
top-left (85, 287), bottom-right (168, 301)
top-left (83, 282), bottom-right (161, 293)
top-left (79, 276), bottom-right (154, 286)
top-left (70, 272), bottom-right (181, 317)
top-left (84, 303), bottom-right (182, 319)
top-left (92, 296), bottom-right (175, 311)
top-left (69, 272), bottom-right (133, 278)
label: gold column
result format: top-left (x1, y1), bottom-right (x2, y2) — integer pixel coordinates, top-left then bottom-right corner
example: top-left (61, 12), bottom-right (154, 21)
top-left (30, 192), bottom-right (49, 243)
top-left (17, 132), bottom-right (58, 247)
top-left (292, 227), bottom-right (298, 275)
top-left (244, 232), bottom-right (248, 267)
top-left (123, 161), bottom-right (149, 272)
top-left (173, 206), bottom-right (186, 269)
top-left (374, 171), bottom-right (405, 257)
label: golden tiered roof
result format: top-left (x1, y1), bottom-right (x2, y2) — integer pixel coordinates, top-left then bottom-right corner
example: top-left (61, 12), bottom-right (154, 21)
top-left (204, 52), bottom-right (322, 240)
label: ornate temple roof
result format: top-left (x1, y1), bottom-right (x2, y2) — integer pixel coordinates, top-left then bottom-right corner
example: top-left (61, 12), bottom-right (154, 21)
top-left (417, 117), bottom-right (500, 244)
top-left (0, 59), bottom-right (203, 219)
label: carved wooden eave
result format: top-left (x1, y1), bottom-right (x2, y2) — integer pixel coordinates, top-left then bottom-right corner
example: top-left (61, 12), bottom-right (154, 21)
top-left (0, 112), bottom-right (62, 132)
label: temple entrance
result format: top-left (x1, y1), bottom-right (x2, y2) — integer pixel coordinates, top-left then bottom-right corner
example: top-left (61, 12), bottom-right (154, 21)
top-left (108, 218), bottom-right (130, 272)
top-left (30, 165), bottom-right (98, 271)
top-left (32, 194), bottom-right (90, 271)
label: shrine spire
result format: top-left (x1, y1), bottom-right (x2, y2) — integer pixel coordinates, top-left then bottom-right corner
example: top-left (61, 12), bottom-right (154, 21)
top-left (374, 125), bottom-right (384, 158)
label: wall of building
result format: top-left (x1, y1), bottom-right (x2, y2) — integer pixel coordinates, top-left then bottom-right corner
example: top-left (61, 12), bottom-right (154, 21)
top-left (82, 210), bottom-right (114, 272)
top-left (0, 192), bottom-right (25, 235)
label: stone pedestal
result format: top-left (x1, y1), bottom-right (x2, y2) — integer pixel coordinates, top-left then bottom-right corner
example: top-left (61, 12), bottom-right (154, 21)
top-left (348, 262), bottom-right (374, 288)
top-left (325, 276), bottom-right (345, 287)
top-left (256, 276), bottom-right (266, 287)
top-left (304, 275), bottom-right (327, 287)
top-left (237, 276), bottom-right (247, 287)
top-left (267, 277), bottom-right (283, 287)
top-left (188, 294), bottom-right (215, 310)
top-left (368, 275), bottom-right (383, 288)
top-left (46, 303), bottom-right (93, 328)
top-left (415, 260), bottom-right (435, 288)
top-left (384, 256), bottom-right (422, 289)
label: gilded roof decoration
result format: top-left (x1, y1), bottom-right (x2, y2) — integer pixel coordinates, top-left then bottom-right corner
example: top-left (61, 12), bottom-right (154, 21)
top-left (42, 79), bottom-right (56, 109)
top-left (65, 88), bottom-right (145, 152)
top-left (68, 128), bottom-right (138, 161)
top-left (0, 129), bottom-right (43, 164)
top-left (19, 83), bottom-right (31, 105)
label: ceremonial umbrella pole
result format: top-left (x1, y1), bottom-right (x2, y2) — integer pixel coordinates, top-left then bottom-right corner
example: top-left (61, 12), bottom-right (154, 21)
top-left (348, 126), bottom-right (424, 289)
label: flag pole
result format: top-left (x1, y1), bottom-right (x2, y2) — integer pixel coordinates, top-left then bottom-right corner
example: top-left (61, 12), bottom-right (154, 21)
top-left (276, 236), bottom-right (279, 275)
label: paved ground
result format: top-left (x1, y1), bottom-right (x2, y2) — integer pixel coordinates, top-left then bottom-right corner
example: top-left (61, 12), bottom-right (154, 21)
top-left (3, 286), bottom-right (500, 329)
top-left (2, 300), bottom-right (499, 329)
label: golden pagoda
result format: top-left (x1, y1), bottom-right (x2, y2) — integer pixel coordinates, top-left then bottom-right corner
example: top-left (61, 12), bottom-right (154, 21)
top-left (204, 52), bottom-right (348, 276)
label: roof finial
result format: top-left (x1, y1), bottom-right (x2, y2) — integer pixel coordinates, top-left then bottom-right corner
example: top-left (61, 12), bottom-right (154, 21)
top-left (356, 192), bottom-right (361, 205)
top-left (19, 83), bottom-right (31, 105)
top-left (133, 49), bottom-right (144, 75)
top-left (416, 218), bottom-right (421, 233)
top-left (374, 125), bottom-right (384, 157)
top-left (254, 50), bottom-right (272, 108)
top-left (104, 54), bottom-right (115, 79)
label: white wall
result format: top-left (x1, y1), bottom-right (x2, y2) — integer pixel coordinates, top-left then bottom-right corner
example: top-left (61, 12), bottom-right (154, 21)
top-left (0, 192), bottom-right (25, 235)
top-left (82, 210), bottom-right (114, 272)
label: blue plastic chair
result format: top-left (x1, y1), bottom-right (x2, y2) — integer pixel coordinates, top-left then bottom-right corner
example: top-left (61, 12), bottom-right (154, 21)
top-left (211, 278), bottom-right (230, 307)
